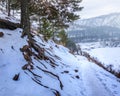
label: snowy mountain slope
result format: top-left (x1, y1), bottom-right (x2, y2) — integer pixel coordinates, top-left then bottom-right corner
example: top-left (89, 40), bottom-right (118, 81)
top-left (74, 13), bottom-right (120, 28)
top-left (1, 28), bottom-right (120, 96)
top-left (68, 13), bottom-right (120, 43)
top-left (0, 13), bottom-right (120, 96)
top-left (0, 28), bottom-right (85, 96)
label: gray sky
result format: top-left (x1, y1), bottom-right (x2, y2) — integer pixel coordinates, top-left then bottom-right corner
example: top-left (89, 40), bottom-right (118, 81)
top-left (79, 0), bottom-right (120, 19)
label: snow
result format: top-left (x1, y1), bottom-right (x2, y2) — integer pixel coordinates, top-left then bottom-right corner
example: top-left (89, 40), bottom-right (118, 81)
top-left (72, 13), bottom-right (120, 29)
top-left (77, 56), bottom-right (120, 96)
top-left (0, 10), bottom-right (20, 23)
top-left (0, 28), bottom-right (84, 96)
top-left (79, 42), bottom-right (120, 73)
top-left (0, 13), bottom-right (120, 96)
top-left (1, 29), bottom-right (120, 96)
top-left (90, 48), bottom-right (120, 73)
top-left (79, 42), bottom-right (101, 52)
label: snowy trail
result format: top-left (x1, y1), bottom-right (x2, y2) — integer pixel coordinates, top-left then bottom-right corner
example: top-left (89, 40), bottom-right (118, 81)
top-left (80, 59), bottom-right (114, 96)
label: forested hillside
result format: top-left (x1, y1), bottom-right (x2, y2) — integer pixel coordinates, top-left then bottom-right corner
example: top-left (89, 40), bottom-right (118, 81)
top-left (0, 1), bottom-right (120, 96)
top-left (68, 13), bottom-right (120, 43)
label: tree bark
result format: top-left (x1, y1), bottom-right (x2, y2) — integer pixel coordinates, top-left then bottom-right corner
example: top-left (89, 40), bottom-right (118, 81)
top-left (6, 0), bottom-right (11, 16)
top-left (8, 0), bottom-right (11, 16)
top-left (20, 0), bottom-right (31, 38)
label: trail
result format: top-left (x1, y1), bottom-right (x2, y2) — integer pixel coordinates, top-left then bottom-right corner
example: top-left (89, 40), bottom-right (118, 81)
top-left (80, 58), bottom-right (114, 96)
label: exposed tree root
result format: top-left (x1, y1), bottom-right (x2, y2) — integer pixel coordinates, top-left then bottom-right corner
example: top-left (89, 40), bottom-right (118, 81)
top-left (21, 37), bottom-right (64, 96)
top-left (28, 69), bottom-right (42, 78)
top-left (24, 70), bottom-right (61, 96)
top-left (36, 66), bottom-right (63, 90)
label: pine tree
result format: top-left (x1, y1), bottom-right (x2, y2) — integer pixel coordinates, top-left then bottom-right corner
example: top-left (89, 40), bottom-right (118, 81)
top-left (3, 0), bottom-right (83, 40)
top-left (58, 29), bottom-right (68, 46)
top-left (20, 0), bottom-right (31, 38)
top-left (28, 0), bottom-right (83, 40)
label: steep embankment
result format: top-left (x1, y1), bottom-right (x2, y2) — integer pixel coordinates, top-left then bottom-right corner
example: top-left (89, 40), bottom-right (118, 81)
top-left (1, 13), bottom-right (120, 96)
top-left (0, 28), bottom-right (84, 96)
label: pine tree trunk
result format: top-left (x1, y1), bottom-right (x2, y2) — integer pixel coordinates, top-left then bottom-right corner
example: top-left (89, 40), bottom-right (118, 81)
top-left (20, 0), bottom-right (31, 38)
top-left (8, 0), bottom-right (11, 16)
top-left (6, 0), bottom-right (11, 16)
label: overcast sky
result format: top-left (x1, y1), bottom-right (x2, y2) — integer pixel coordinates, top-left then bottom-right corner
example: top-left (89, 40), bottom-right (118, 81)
top-left (79, 0), bottom-right (120, 19)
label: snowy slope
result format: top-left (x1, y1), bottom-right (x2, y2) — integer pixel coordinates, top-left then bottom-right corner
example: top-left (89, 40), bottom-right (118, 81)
top-left (0, 28), bottom-right (85, 96)
top-left (0, 11), bottom-right (85, 96)
top-left (0, 28), bottom-right (120, 96)
top-left (79, 42), bottom-right (120, 76)
top-left (90, 48), bottom-right (120, 73)
top-left (77, 56), bottom-right (120, 96)
top-left (0, 13), bottom-right (120, 96)
top-left (68, 13), bottom-right (120, 43)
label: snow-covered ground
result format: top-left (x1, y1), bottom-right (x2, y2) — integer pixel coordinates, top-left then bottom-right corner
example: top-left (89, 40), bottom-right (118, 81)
top-left (79, 42), bottom-right (120, 73)
top-left (77, 56), bottom-right (120, 96)
top-left (0, 28), bottom-right (84, 96)
top-left (90, 48), bottom-right (120, 73)
top-left (79, 42), bottom-right (102, 52)
top-left (0, 28), bottom-right (120, 96)
top-left (0, 6), bottom-right (20, 23)
top-left (0, 12), bottom-right (120, 96)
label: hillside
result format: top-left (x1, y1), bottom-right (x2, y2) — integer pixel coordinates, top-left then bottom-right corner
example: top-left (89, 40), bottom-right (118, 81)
top-left (0, 13), bottom-right (120, 96)
top-left (74, 13), bottom-right (120, 28)
top-left (0, 28), bottom-right (85, 96)
top-left (68, 13), bottom-right (120, 43)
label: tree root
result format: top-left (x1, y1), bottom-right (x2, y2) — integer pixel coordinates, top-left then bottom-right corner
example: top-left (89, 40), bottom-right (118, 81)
top-left (36, 66), bottom-right (63, 90)
top-left (24, 70), bottom-right (61, 96)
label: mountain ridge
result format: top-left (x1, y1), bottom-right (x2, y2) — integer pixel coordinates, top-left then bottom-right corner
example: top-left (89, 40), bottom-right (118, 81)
top-left (71, 12), bottom-right (120, 29)
top-left (68, 12), bottom-right (120, 43)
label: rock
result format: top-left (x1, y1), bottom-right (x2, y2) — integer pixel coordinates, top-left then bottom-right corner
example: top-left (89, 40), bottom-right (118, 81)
top-left (61, 70), bottom-right (69, 74)
top-left (74, 69), bottom-right (78, 73)
top-left (76, 75), bottom-right (80, 79)
top-left (0, 32), bottom-right (4, 37)
top-left (64, 70), bottom-right (69, 73)
top-left (13, 73), bottom-right (20, 81)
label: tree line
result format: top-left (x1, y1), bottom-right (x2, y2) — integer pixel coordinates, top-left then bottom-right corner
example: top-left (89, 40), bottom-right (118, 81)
top-left (0, 0), bottom-right (83, 48)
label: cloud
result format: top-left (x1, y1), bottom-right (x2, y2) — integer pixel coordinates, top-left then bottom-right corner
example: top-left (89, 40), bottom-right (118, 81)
top-left (79, 0), bottom-right (120, 19)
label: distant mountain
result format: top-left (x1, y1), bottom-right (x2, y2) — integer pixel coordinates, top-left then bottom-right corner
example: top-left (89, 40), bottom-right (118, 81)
top-left (68, 13), bottom-right (120, 43)
top-left (75, 13), bottom-right (120, 28)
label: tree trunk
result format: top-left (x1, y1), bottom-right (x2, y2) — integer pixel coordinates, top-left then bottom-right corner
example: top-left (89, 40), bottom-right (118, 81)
top-left (20, 0), bottom-right (31, 38)
top-left (6, 0), bottom-right (11, 16)
top-left (8, 0), bottom-right (11, 16)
